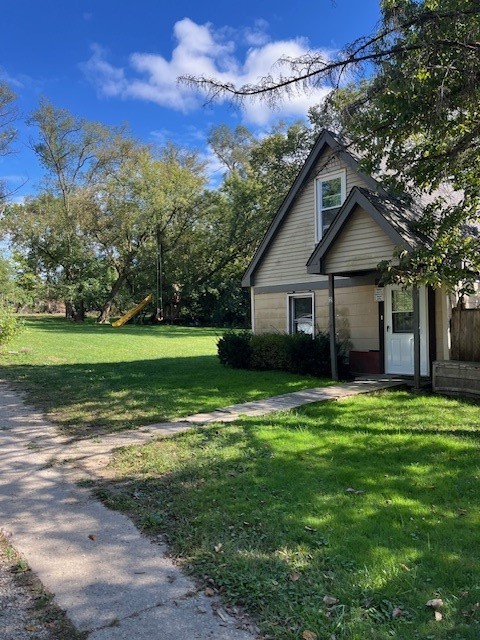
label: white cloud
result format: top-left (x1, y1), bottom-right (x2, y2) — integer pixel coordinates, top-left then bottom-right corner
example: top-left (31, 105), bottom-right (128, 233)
top-left (243, 19), bottom-right (271, 47)
top-left (82, 44), bottom-right (128, 98)
top-left (82, 17), bottom-right (332, 125)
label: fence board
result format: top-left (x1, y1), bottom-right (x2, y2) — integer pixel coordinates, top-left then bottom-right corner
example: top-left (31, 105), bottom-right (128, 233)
top-left (451, 306), bottom-right (480, 362)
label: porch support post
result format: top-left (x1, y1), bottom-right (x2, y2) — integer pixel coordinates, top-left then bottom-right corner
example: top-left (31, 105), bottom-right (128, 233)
top-left (328, 273), bottom-right (338, 381)
top-left (412, 285), bottom-right (421, 390)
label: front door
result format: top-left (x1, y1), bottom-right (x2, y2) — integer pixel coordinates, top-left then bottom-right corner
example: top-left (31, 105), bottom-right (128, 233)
top-left (385, 285), bottom-right (429, 375)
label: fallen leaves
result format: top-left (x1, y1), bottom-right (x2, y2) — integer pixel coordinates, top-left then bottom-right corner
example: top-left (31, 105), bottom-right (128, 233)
top-left (426, 598), bottom-right (444, 622)
top-left (323, 595), bottom-right (339, 607)
top-left (302, 631), bottom-right (317, 640)
top-left (426, 598), bottom-right (444, 610)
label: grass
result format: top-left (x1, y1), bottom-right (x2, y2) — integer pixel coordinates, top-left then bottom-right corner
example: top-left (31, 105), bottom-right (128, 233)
top-left (96, 390), bottom-right (480, 640)
top-left (0, 315), bottom-right (326, 437)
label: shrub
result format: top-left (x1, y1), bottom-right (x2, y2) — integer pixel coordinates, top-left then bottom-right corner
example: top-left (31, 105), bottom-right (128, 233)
top-left (250, 333), bottom-right (291, 371)
top-left (0, 305), bottom-right (23, 347)
top-left (286, 331), bottom-right (350, 377)
top-left (217, 330), bottom-right (252, 369)
top-left (217, 328), bottom-right (350, 378)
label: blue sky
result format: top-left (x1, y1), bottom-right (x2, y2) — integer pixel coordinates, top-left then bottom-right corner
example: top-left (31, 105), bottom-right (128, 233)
top-left (1, 0), bottom-right (381, 198)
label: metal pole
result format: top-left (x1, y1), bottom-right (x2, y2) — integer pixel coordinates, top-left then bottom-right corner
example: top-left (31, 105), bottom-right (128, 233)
top-left (413, 285), bottom-right (421, 390)
top-left (329, 274), bottom-right (338, 381)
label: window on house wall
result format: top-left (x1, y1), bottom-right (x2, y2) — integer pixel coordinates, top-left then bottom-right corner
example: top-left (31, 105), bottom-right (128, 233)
top-left (316, 170), bottom-right (346, 242)
top-left (288, 294), bottom-right (314, 336)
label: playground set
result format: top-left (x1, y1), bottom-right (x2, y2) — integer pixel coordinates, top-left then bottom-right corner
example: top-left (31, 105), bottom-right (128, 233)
top-left (112, 232), bottom-right (178, 327)
top-left (111, 294), bottom-right (154, 327)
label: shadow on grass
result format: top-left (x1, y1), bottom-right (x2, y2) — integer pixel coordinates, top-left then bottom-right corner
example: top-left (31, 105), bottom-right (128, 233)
top-left (19, 315), bottom-right (225, 338)
top-left (98, 393), bottom-right (480, 639)
top-left (0, 355), bottom-right (323, 438)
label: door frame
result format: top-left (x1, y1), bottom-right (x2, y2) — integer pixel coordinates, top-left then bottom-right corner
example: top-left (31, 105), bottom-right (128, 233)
top-left (384, 284), bottom-right (429, 376)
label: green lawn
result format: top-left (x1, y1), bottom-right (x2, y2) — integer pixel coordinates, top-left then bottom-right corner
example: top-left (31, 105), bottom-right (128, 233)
top-left (0, 316), bottom-right (325, 436)
top-left (98, 391), bottom-right (480, 640)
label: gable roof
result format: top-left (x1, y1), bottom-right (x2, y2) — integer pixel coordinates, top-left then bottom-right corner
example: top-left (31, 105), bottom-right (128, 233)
top-left (306, 186), bottom-right (428, 275)
top-left (241, 129), bottom-right (380, 287)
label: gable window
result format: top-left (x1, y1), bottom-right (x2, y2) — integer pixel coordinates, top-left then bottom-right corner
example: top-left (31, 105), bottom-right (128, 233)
top-left (288, 293), bottom-right (314, 336)
top-left (315, 170), bottom-right (346, 242)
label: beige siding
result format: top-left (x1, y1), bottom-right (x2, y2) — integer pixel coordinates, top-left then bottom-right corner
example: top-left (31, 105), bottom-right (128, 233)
top-left (335, 285), bottom-right (380, 351)
top-left (254, 152), bottom-right (371, 287)
top-left (254, 180), bottom-right (321, 286)
top-left (254, 292), bottom-right (289, 334)
top-left (324, 207), bottom-right (396, 274)
top-left (315, 150), bottom-right (367, 193)
top-left (253, 284), bottom-right (380, 351)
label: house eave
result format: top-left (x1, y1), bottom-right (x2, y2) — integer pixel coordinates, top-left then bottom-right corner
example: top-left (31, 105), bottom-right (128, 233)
top-left (242, 130), bottom-right (380, 287)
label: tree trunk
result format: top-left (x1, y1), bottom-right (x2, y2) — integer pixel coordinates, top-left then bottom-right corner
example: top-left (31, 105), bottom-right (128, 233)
top-left (98, 271), bottom-right (128, 323)
top-left (73, 299), bottom-right (85, 322)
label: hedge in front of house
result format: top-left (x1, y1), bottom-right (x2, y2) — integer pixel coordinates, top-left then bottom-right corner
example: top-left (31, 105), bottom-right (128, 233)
top-left (250, 333), bottom-right (291, 371)
top-left (217, 330), bottom-right (253, 369)
top-left (217, 330), bottom-right (349, 377)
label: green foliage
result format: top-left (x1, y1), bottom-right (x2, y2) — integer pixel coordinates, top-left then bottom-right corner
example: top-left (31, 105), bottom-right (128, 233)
top-left (0, 81), bottom-right (16, 157)
top-left (250, 333), bottom-right (291, 371)
top-left (218, 330), bottom-right (349, 377)
top-left (0, 305), bottom-right (23, 346)
top-left (217, 330), bottom-right (252, 369)
top-left (284, 332), bottom-right (333, 376)
top-left (0, 80), bottom-right (17, 204)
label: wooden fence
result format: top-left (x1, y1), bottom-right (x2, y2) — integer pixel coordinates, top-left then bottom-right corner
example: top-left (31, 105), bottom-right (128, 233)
top-left (450, 306), bottom-right (480, 362)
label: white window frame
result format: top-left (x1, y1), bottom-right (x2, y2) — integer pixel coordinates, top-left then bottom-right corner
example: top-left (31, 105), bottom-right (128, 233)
top-left (315, 169), bottom-right (346, 243)
top-left (287, 292), bottom-right (315, 337)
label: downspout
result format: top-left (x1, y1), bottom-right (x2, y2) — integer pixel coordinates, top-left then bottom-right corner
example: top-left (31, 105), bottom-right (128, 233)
top-left (328, 274), bottom-right (338, 381)
top-left (250, 287), bottom-right (256, 333)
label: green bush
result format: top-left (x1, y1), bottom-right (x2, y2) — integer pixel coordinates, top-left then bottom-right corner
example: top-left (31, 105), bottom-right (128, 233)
top-left (0, 305), bottom-right (23, 346)
top-left (218, 329), bottom-right (350, 378)
top-left (217, 330), bottom-right (252, 369)
top-left (250, 333), bottom-right (291, 371)
top-left (287, 331), bottom-right (350, 377)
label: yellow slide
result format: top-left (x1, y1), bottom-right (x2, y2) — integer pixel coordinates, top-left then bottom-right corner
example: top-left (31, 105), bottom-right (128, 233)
top-left (111, 294), bottom-right (153, 327)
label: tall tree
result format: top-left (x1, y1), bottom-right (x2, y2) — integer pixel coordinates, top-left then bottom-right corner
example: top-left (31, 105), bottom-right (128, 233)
top-left (25, 101), bottom-right (129, 318)
top-left (208, 124), bottom-right (254, 175)
top-left (174, 122), bottom-right (314, 324)
top-left (0, 80), bottom-right (17, 205)
top-left (93, 142), bottom-right (206, 323)
top-left (3, 193), bottom-right (107, 316)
